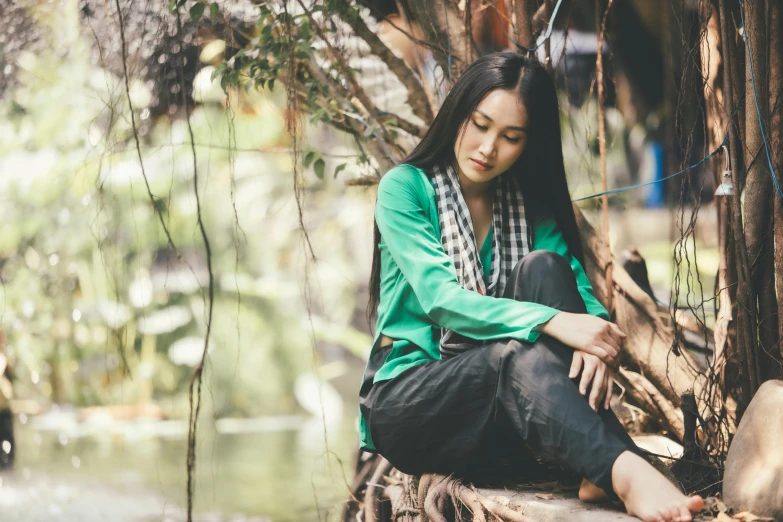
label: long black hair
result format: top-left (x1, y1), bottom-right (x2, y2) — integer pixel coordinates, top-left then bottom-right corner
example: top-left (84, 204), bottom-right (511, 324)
top-left (367, 51), bottom-right (584, 326)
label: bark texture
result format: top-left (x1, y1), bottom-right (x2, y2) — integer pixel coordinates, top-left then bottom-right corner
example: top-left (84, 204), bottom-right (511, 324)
top-left (718, 0), bottom-right (755, 416)
top-left (771, 0), bottom-right (783, 362)
top-left (741, 0), bottom-right (780, 383)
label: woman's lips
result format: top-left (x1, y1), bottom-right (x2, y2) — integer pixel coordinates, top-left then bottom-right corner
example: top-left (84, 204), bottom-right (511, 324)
top-left (470, 158), bottom-right (493, 171)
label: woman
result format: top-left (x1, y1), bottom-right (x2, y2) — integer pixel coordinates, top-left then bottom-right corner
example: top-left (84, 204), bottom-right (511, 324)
top-left (358, 52), bottom-right (703, 522)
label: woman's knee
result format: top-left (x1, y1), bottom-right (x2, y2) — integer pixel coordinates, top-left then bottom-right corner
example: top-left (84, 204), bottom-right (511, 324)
top-left (504, 250), bottom-right (584, 311)
top-left (514, 250), bottom-right (571, 280)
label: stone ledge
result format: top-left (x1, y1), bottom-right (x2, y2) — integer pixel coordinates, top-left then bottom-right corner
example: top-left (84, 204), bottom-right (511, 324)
top-left (476, 488), bottom-right (639, 522)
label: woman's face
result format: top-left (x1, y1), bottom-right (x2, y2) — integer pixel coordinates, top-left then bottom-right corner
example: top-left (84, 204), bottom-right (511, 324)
top-left (453, 89), bottom-right (528, 193)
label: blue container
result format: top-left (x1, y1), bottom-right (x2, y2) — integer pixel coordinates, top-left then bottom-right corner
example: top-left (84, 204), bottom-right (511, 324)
top-left (644, 141), bottom-right (665, 208)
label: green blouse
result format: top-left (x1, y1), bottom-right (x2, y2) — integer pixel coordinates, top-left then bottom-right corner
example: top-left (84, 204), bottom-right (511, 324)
top-left (359, 164), bottom-right (608, 451)
top-left (480, 224), bottom-right (493, 286)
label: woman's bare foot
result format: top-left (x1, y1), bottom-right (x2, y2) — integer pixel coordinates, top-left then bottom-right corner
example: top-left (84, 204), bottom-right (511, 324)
top-left (578, 478), bottom-right (609, 503)
top-left (612, 451), bottom-right (704, 522)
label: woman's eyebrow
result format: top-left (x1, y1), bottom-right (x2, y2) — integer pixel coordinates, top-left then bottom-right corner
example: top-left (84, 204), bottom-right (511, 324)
top-left (475, 110), bottom-right (527, 132)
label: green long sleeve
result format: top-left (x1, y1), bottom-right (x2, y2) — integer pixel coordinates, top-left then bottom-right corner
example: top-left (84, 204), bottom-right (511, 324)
top-left (376, 166), bottom-right (561, 343)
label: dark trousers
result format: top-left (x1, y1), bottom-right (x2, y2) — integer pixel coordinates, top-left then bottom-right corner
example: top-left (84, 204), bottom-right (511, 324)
top-left (360, 250), bottom-right (643, 497)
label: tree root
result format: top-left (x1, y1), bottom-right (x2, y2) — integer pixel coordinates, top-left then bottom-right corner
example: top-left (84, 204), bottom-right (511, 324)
top-left (454, 485), bottom-right (485, 522)
top-left (357, 458), bottom-right (545, 522)
top-left (422, 475), bottom-right (450, 522)
top-left (617, 367), bottom-right (686, 441)
top-left (365, 457), bottom-right (394, 522)
top-left (474, 491), bottom-right (540, 522)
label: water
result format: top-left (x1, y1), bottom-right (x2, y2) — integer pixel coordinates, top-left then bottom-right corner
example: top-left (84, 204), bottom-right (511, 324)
top-left (9, 414), bottom-right (359, 522)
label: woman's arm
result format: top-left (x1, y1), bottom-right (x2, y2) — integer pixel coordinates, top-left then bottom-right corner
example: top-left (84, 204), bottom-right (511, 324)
top-left (376, 166), bottom-right (559, 343)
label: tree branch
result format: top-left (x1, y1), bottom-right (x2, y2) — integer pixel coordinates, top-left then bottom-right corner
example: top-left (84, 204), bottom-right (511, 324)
top-left (342, 5), bottom-right (433, 124)
top-left (299, 0), bottom-right (422, 148)
top-left (514, 0), bottom-right (536, 50)
top-left (406, 0), bottom-right (477, 79)
top-left (617, 367), bottom-right (685, 441)
top-left (304, 60), bottom-right (396, 171)
top-left (531, 2), bottom-right (549, 32)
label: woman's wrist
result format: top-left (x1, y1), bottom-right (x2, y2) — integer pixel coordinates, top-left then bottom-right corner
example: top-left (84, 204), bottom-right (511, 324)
top-left (539, 311), bottom-right (570, 337)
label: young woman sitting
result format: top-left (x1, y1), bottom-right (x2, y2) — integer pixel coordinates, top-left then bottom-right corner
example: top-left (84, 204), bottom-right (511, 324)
top-left (358, 52), bottom-right (703, 522)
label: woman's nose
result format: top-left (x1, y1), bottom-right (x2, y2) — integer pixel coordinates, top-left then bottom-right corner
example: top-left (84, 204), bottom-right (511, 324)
top-left (478, 137), bottom-right (495, 157)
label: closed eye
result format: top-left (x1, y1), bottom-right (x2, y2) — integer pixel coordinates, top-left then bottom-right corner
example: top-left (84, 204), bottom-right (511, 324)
top-left (505, 135), bottom-right (521, 143)
top-left (471, 119), bottom-right (488, 131)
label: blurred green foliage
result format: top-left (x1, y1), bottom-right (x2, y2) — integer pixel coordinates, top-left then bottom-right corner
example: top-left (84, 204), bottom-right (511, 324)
top-left (0, 1), bottom-right (372, 419)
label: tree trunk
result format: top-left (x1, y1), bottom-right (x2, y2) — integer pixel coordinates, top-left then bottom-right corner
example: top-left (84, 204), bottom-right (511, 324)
top-left (718, 0), bottom-right (755, 417)
top-left (514, 0), bottom-right (537, 50)
top-left (699, 0), bottom-right (736, 380)
top-left (405, 1), bottom-right (476, 81)
top-left (771, 0), bottom-right (783, 362)
top-left (596, 0), bottom-right (615, 315)
top-left (742, 0), bottom-right (780, 383)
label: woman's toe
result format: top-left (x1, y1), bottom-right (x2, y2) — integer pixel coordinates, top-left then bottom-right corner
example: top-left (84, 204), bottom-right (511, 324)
top-left (686, 495), bottom-right (704, 512)
top-left (677, 503), bottom-right (692, 521)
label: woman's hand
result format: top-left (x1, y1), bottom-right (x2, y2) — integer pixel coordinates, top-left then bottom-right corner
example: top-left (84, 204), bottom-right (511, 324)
top-left (569, 351), bottom-right (615, 411)
top-left (540, 312), bottom-right (625, 364)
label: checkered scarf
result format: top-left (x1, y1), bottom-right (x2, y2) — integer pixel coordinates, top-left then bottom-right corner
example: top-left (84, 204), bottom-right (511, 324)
top-left (432, 163), bottom-right (531, 359)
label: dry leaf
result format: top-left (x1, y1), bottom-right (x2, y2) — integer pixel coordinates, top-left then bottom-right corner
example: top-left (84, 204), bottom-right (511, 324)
top-left (717, 512), bottom-right (737, 521)
top-left (703, 496), bottom-right (720, 510)
top-left (534, 493), bottom-right (554, 500)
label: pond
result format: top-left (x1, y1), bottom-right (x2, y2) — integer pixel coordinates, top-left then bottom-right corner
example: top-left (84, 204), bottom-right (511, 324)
top-left (7, 410), bottom-right (359, 522)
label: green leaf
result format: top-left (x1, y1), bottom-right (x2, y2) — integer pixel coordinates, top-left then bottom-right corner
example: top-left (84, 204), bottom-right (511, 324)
top-left (190, 2), bottom-right (206, 24)
top-left (268, 78), bottom-right (275, 91)
top-left (313, 158), bottom-right (326, 180)
top-left (333, 163), bottom-right (347, 179)
top-left (210, 63), bottom-right (226, 82)
top-left (303, 151), bottom-right (316, 168)
top-left (210, 2), bottom-right (219, 20)
top-left (168, 0), bottom-right (178, 13)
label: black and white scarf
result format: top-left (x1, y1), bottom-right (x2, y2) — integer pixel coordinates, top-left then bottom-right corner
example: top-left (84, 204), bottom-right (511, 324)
top-left (431, 163), bottom-right (531, 359)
